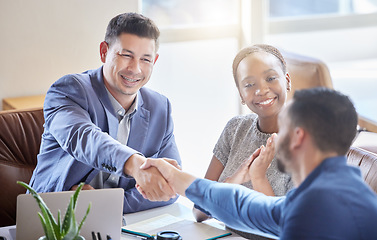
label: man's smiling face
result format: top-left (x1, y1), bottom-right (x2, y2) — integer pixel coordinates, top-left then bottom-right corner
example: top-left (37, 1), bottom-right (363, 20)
top-left (101, 33), bottom-right (158, 101)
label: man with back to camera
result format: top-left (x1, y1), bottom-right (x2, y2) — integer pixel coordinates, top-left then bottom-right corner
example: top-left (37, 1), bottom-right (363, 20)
top-left (29, 12), bottom-right (181, 213)
top-left (139, 88), bottom-right (377, 239)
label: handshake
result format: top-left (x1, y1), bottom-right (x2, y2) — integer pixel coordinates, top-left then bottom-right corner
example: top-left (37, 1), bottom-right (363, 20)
top-left (134, 134), bottom-right (277, 201)
top-left (136, 157), bottom-right (194, 201)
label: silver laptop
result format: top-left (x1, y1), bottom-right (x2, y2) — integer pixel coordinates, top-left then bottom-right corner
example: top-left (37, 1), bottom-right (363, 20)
top-left (16, 188), bottom-right (124, 240)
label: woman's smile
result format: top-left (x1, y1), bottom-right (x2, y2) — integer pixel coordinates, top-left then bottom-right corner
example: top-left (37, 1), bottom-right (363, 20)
top-left (255, 96), bottom-right (277, 108)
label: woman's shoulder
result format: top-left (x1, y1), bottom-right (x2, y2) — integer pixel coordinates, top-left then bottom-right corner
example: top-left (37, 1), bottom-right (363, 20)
top-left (222, 114), bottom-right (257, 132)
top-left (216, 113), bottom-right (258, 147)
top-left (216, 113), bottom-right (260, 145)
top-left (226, 113), bottom-right (257, 126)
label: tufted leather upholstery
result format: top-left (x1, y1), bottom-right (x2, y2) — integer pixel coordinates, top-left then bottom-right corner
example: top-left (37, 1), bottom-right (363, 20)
top-left (347, 146), bottom-right (377, 193)
top-left (0, 108), bottom-right (44, 227)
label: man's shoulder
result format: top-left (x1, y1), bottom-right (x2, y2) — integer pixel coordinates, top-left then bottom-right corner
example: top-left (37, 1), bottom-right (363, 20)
top-left (140, 87), bottom-right (166, 98)
top-left (139, 87), bottom-right (169, 105)
top-left (283, 171), bottom-right (377, 239)
top-left (46, 68), bottom-right (103, 109)
top-left (292, 172), bottom-right (376, 211)
top-left (54, 68), bottom-right (98, 86)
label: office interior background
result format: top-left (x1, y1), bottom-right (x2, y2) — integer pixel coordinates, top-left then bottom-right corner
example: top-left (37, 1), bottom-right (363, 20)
top-left (1, 0), bottom-right (376, 177)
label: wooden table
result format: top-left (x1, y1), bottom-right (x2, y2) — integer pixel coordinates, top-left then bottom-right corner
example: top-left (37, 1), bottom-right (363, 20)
top-left (2, 94), bottom-right (45, 110)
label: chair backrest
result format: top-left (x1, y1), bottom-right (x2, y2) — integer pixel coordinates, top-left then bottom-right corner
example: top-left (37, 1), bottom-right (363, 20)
top-left (0, 108), bottom-right (44, 227)
top-left (347, 146), bottom-right (377, 193)
top-left (282, 51), bottom-right (333, 100)
top-left (353, 131), bottom-right (377, 154)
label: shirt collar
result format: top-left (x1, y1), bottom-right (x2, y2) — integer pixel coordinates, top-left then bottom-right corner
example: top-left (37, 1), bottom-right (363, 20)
top-left (105, 87), bottom-right (138, 119)
top-left (285, 156), bottom-right (347, 201)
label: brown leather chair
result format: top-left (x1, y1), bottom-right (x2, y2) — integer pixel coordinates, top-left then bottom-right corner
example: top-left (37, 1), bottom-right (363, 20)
top-left (0, 108), bottom-right (44, 227)
top-left (282, 50), bottom-right (377, 133)
top-left (347, 146), bottom-right (377, 193)
top-left (282, 51), bottom-right (334, 100)
top-left (353, 131), bottom-right (377, 155)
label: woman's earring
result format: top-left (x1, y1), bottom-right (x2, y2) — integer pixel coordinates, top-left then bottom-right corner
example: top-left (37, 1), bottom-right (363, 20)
top-left (241, 100), bottom-right (246, 105)
top-left (287, 83), bottom-right (291, 91)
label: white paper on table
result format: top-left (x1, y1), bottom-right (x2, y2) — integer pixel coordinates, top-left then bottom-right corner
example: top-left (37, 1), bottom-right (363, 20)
top-left (122, 213), bottom-right (231, 239)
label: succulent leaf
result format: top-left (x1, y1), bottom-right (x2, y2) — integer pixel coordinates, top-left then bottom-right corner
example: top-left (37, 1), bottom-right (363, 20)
top-left (40, 206), bottom-right (58, 240)
top-left (17, 181), bottom-right (58, 229)
top-left (62, 183), bottom-right (84, 236)
top-left (77, 203), bottom-right (91, 234)
top-left (57, 210), bottom-right (62, 238)
top-left (17, 181), bottom-right (58, 239)
top-left (71, 183), bottom-right (84, 209)
top-left (62, 209), bottom-right (78, 239)
top-left (38, 212), bottom-right (48, 238)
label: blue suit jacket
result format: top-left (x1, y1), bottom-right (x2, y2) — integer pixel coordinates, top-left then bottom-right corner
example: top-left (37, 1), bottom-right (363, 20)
top-left (29, 67), bottom-right (181, 213)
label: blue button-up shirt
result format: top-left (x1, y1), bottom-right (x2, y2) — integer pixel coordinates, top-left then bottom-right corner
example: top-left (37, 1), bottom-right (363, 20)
top-left (186, 156), bottom-right (377, 239)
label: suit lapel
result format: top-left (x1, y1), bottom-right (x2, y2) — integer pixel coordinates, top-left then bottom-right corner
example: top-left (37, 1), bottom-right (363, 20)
top-left (128, 92), bottom-right (150, 152)
top-left (89, 67), bottom-right (118, 138)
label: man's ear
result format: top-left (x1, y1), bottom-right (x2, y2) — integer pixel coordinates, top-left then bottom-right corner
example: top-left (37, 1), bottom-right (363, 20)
top-left (291, 127), bottom-right (305, 150)
top-left (100, 41), bottom-right (109, 63)
top-left (153, 53), bottom-right (159, 64)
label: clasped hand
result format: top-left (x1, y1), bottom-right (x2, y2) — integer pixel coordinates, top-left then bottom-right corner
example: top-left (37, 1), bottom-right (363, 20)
top-left (130, 155), bottom-right (181, 202)
top-left (224, 133), bottom-right (277, 185)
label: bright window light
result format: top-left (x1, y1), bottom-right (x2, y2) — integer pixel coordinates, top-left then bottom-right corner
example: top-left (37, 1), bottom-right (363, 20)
top-left (142, 0), bottom-right (239, 27)
top-left (269, 0), bottom-right (377, 19)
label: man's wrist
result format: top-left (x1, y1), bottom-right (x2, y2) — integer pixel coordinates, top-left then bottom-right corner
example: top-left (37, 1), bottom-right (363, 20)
top-left (176, 171), bottom-right (196, 196)
top-left (124, 154), bottom-right (145, 176)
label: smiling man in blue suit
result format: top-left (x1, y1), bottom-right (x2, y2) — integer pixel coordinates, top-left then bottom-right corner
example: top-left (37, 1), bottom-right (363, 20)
top-left (29, 12), bottom-right (181, 213)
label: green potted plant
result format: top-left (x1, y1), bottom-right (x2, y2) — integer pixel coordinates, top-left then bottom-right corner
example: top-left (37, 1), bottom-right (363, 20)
top-left (17, 181), bottom-right (91, 240)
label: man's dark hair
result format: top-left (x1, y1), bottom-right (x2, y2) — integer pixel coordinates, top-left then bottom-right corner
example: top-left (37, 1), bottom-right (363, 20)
top-left (289, 87), bottom-right (358, 155)
top-left (104, 12), bottom-right (160, 50)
